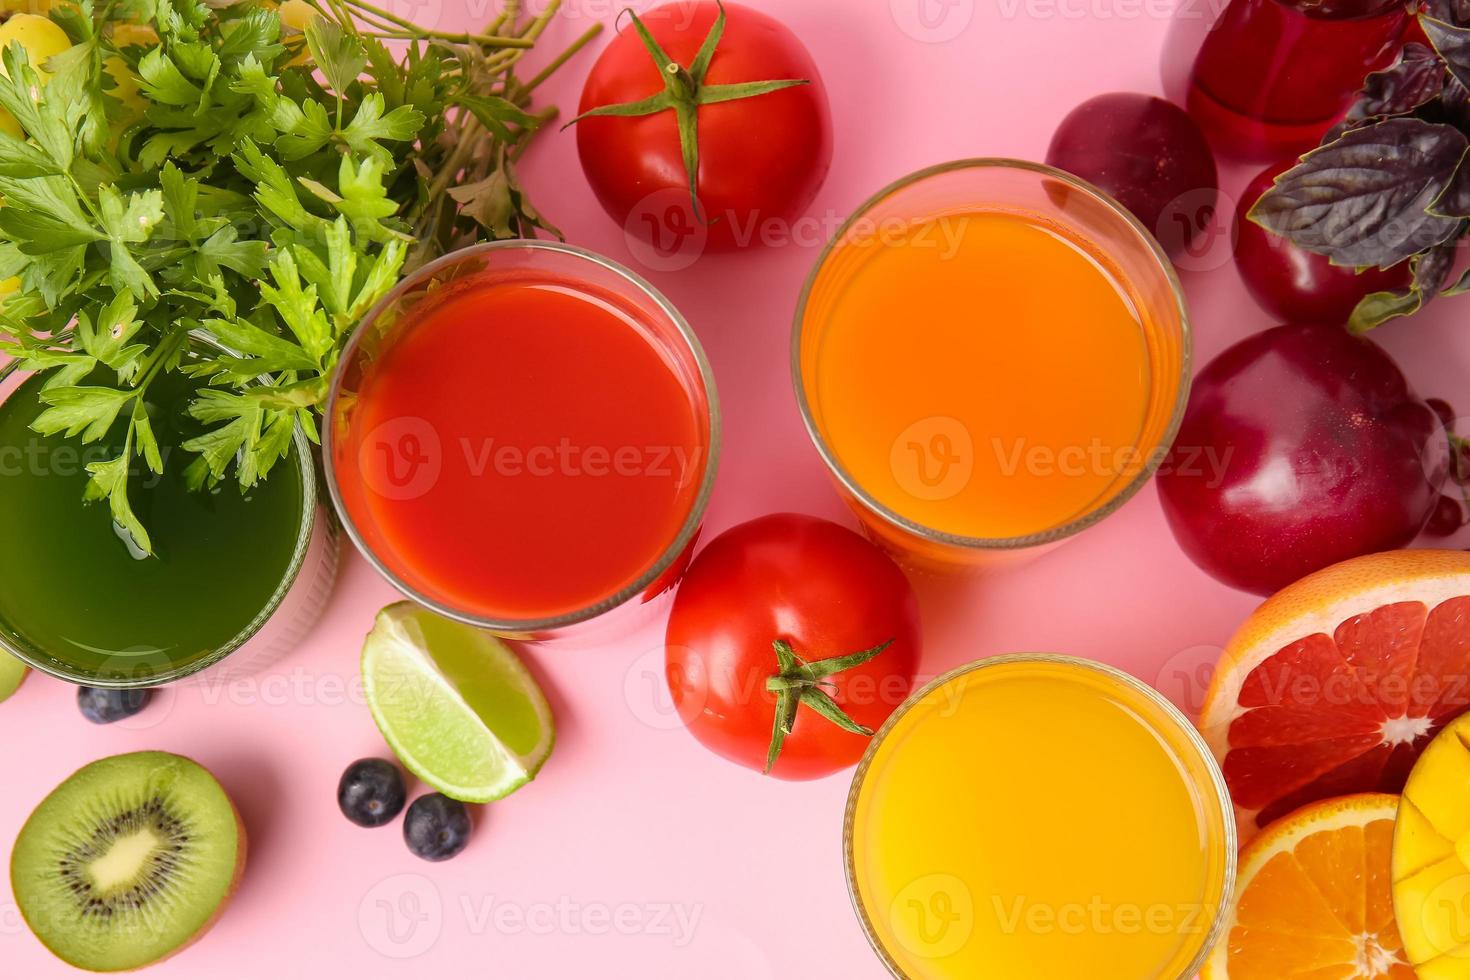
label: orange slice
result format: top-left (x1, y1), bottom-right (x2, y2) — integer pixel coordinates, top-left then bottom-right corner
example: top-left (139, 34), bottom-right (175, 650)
top-left (1203, 794), bottom-right (1412, 980)
top-left (1199, 550), bottom-right (1470, 840)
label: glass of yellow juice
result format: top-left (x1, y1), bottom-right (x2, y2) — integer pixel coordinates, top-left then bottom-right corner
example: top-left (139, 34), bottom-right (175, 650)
top-left (793, 159), bottom-right (1190, 569)
top-left (845, 654), bottom-right (1235, 980)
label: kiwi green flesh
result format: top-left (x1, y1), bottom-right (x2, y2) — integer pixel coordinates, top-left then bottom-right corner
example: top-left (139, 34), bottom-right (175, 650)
top-left (11, 751), bottom-right (242, 972)
top-left (0, 652), bottom-right (26, 702)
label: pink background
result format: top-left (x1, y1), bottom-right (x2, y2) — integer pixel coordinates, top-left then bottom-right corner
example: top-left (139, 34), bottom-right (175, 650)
top-left (3, 0), bottom-right (1466, 976)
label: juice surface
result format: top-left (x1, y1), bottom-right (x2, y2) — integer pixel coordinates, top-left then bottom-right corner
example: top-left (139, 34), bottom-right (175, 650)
top-left (805, 210), bottom-right (1152, 539)
top-left (342, 275), bottom-right (706, 622)
top-left (0, 370), bottom-right (306, 681)
top-left (848, 659), bottom-right (1228, 980)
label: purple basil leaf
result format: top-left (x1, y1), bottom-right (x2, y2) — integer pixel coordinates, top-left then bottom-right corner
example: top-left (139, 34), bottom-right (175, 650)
top-left (1432, 158), bottom-right (1470, 215)
top-left (1416, 238), bottom-right (1460, 297)
top-left (1445, 73), bottom-right (1470, 129)
top-left (1424, 16), bottom-right (1470, 93)
top-left (1344, 43), bottom-right (1444, 123)
top-left (1250, 117), bottom-right (1467, 268)
top-left (1424, 0), bottom-right (1470, 29)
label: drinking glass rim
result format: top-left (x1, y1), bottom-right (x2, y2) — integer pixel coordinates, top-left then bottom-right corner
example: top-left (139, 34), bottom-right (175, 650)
top-left (841, 652), bottom-right (1238, 980)
top-left (321, 238), bottom-right (723, 635)
top-left (790, 157), bottom-right (1194, 551)
top-left (0, 337), bottom-right (323, 688)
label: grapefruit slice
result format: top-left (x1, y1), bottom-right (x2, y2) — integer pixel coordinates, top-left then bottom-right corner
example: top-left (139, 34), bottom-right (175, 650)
top-left (1203, 794), bottom-right (1412, 980)
top-left (1392, 712), bottom-right (1470, 977)
top-left (1199, 550), bottom-right (1470, 840)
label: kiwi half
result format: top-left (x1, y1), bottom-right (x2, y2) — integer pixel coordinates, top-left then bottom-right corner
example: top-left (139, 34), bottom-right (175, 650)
top-left (0, 652), bottom-right (26, 702)
top-left (10, 751), bottom-right (246, 972)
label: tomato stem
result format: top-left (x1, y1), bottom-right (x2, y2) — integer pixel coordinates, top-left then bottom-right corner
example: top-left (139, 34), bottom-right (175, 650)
top-left (763, 638), bottom-right (894, 774)
top-left (562, 0), bottom-right (811, 221)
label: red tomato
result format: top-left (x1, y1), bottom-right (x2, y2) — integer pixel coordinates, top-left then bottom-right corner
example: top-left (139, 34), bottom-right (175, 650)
top-left (1234, 159), bottom-right (1411, 323)
top-left (574, 1), bottom-right (833, 251)
top-left (665, 514), bottom-right (921, 780)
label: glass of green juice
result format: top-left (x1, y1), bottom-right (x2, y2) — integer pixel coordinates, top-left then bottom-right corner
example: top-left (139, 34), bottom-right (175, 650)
top-left (0, 344), bottom-right (339, 687)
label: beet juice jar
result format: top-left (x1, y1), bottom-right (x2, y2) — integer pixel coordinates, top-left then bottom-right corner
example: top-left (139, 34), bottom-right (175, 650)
top-left (1162, 0), bottom-right (1409, 159)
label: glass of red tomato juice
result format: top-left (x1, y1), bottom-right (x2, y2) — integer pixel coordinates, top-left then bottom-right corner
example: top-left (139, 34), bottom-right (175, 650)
top-left (325, 241), bottom-right (720, 641)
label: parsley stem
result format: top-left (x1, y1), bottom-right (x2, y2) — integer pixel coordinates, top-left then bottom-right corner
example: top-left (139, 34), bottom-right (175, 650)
top-left (517, 23), bottom-right (603, 97)
top-left (360, 29), bottom-right (534, 47)
top-left (133, 326), bottom-right (186, 396)
top-left (339, 0), bottom-right (532, 45)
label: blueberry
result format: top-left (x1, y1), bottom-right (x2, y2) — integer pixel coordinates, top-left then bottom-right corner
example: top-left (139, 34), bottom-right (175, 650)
top-left (77, 687), bottom-right (152, 724)
top-left (403, 794), bottom-right (472, 861)
top-left (337, 758), bottom-right (407, 828)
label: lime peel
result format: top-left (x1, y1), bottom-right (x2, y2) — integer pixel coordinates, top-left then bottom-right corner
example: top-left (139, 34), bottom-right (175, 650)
top-left (362, 603), bottom-right (555, 804)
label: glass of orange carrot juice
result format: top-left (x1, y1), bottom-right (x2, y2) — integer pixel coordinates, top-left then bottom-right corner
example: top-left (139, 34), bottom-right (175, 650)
top-left (794, 159), bottom-right (1190, 569)
top-left (845, 654), bottom-right (1235, 980)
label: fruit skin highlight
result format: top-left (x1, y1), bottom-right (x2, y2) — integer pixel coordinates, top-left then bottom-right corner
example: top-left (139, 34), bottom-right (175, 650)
top-left (10, 751), bottom-right (246, 973)
top-left (1158, 323), bottom-right (1447, 595)
top-left (403, 793), bottom-right (472, 862)
top-left (1202, 793), bottom-right (1410, 980)
top-left (1234, 160), bottom-right (1411, 323)
top-left (1046, 91), bottom-right (1218, 258)
top-left (0, 13), bottom-right (71, 138)
top-left (1392, 712), bottom-right (1470, 976)
top-left (665, 514), bottom-right (920, 779)
top-left (1199, 549), bottom-right (1470, 838)
top-left (337, 758), bottom-right (407, 828)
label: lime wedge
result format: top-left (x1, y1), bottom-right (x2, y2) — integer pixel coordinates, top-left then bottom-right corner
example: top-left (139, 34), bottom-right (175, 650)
top-left (362, 603), bottom-right (555, 803)
top-left (0, 652), bottom-right (28, 703)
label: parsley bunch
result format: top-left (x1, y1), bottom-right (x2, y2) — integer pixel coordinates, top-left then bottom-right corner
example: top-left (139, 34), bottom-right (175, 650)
top-left (0, 0), bottom-right (596, 553)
